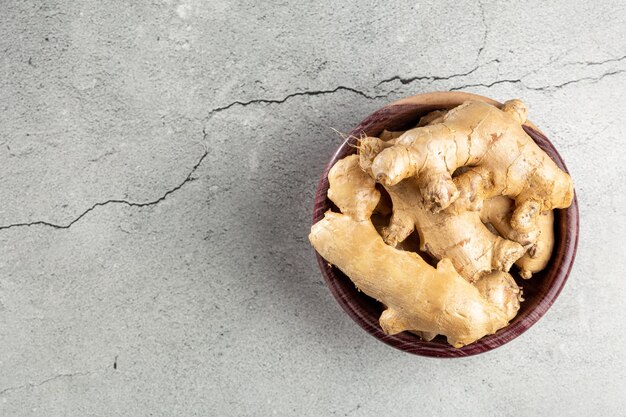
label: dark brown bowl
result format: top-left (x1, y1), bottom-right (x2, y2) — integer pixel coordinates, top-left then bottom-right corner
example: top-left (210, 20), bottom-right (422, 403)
top-left (312, 92), bottom-right (579, 358)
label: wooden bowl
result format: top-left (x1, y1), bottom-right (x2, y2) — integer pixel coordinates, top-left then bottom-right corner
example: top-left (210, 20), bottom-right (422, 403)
top-left (312, 91), bottom-right (579, 357)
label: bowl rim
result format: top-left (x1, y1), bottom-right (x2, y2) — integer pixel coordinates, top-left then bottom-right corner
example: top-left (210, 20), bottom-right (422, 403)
top-left (311, 91), bottom-right (579, 358)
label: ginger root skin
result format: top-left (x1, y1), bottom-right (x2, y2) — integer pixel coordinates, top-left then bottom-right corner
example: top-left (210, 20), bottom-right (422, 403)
top-left (417, 110), bottom-right (447, 127)
top-left (517, 210), bottom-right (554, 279)
top-left (480, 196), bottom-right (538, 247)
top-left (361, 100), bottom-right (573, 238)
top-left (474, 271), bottom-right (522, 321)
top-left (379, 130), bottom-right (404, 142)
top-left (309, 211), bottom-right (510, 348)
top-left (382, 177), bottom-right (525, 282)
top-left (481, 196), bottom-right (555, 279)
top-left (414, 270), bottom-right (523, 342)
top-left (327, 154), bottom-right (380, 221)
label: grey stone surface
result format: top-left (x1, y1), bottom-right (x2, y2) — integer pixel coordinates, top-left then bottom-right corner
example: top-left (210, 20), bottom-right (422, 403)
top-left (0, 0), bottom-right (625, 415)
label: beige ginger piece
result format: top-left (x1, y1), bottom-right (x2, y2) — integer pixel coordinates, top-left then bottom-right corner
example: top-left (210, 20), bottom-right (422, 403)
top-left (474, 271), bottom-right (522, 321)
top-left (381, 177), bottom-right (525, 282)
top-left (312, 154), bottom-right (518, 346)
top-left (481, 196), bottom-right (555, 278)
top-left (379, 130), bottom-right (404, 142)
top-left (412, 269), bottom-right (522, 342)
top-left (361, 100), bottom-right (573, 237)
top-left (310, 211), bottom-right (510, 347)
top-left (360, 137), bottom-right (525, 282)
top-left (480, 196), bottom-right (539, 246)
top-left (327, 154), bottom-right (380, 221)
top-left (517, 210), bottom-right (554, 278)
top-left (417, 110), bottom-right (447, 127)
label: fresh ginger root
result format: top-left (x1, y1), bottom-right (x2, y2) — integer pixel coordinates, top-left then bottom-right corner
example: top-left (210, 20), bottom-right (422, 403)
top-left (360, 137), bottom-right (525, 281)
top-left (310, 99), bottom-right (573, 347)
top-left (361, 100), bottom-right (573, 237)
top-left (310, 211), bottom-right (510, 347)
top-left (312, 152), bottom-right (516, 346)
top-left (381, 177), bottom-right (525, 282)
top-left (517, 210), bottom-right (554, 278)
top-left (480, 196), bottom-right (538, 246)
top-left (412, 270), bottom-right (522, 342)
top-left (474, 271), bottom-right (522, 321)
top-left (327, 154), bottom-right (380, 221)
top-left (481, 196), bottom-right (555, 279)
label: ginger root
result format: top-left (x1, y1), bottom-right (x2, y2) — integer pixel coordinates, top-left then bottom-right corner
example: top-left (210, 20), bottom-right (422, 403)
top-left (327, 154), bottom-right (380, 221)
top-left (474, 271), bottom-right (522, 321)
top-left (312, 150), bottom-right (517, 346)
top-left (310, 98), bottom-right (573, 347)
top-left (310, 211), bottom-right (510, 347)
top-left (361, 100), bottom-right (573, 237)
top-left (481, 196), bottom-right (555, 279)
top-left (411, 270), bottom-right (522, 343)
top-left (516, 210), bottom-right (554, 278)
top-left (381, 177), bottom-right (525, 282)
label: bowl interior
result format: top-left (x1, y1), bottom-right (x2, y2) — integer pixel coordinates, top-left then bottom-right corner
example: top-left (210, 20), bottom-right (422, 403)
top-left (312, 94), bottom-right (579, 357)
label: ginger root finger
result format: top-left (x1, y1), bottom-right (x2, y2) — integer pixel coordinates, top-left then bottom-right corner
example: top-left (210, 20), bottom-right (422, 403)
top-left (358, 136), bottom-right (393, 177)
top-left (517, 210), bottom-right (554, 278)
top-left (480, 196), bottom-right (555, 278)
top-left (450, 166), bottom-right (488, 212)
top-left (383, 178), bottom-right (525, 282)
top-left (309, 211), bottom-right (510, 348)
top-left (361, 100), bottom-right (573, 219)
top-left (474, 271), bottom-right (522, 321)
top-left (379, 130), bottom-right (405, 141)
top-left (327, 154), bottom-right (380, 221)
top-left (480, 196), bottom-right (539, 247)
top-left (417, 110), bottom-right (447, 127)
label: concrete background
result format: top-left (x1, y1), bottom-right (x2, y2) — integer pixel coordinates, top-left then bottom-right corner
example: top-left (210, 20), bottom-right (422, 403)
top-left (1, 0), bottom-right (624, 416)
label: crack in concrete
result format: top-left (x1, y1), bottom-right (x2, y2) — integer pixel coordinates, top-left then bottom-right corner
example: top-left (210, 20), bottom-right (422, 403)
top-left (88, 149), bottom-right (117, 163)
top-left (450, 78), bottom-right (524, 91)
top-left (0, 371), bottom-right (92, 395)
top-left (564, 54), bottom-right (626, 67)
top-left (450, 68), bottom-right (626, 91)
top-left (375, 59), bottom-right (500, 88)
top-left (374, 50), bottom-right (625, 94)
top-left (0, 148), bottom-right (209, 231)
top-left (207, 85), bottom-right (388, 117)
top-left (548, 69), bottom-right (626, 89)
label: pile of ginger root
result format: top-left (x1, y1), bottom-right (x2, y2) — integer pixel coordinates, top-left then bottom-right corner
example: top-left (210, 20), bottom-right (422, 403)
top-left (309, 99), bottom-right (574, 348)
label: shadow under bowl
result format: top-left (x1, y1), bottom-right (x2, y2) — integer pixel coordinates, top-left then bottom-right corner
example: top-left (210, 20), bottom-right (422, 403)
top-left (312, 91), bottom-right (579, 358)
